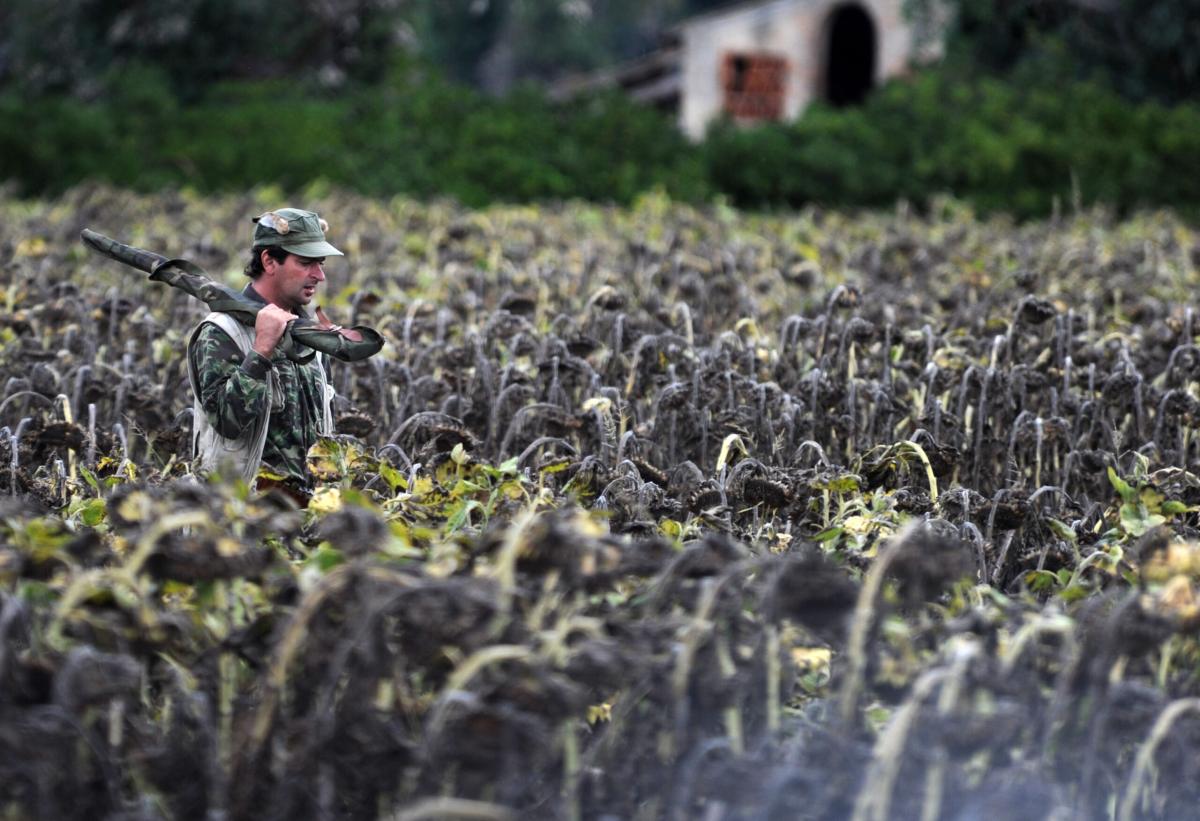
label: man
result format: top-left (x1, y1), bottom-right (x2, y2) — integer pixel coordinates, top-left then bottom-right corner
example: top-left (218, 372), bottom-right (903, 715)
top-left (186, 208), bottom-right (380, 504)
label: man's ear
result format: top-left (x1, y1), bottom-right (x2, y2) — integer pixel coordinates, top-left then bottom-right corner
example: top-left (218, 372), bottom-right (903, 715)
top-left (260, 249), bottom-right (275, 273)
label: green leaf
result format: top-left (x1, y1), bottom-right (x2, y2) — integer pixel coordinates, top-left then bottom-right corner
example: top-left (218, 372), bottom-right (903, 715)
top-left (814, 526), bottom-right (844, 543)
top-left (1162, 500), bottom-right (1189, 515)
top-left (1120, 501), bottom-right (1166, 537)
top-left (79, 497), bottom-right (106, 527)
top-left (18, 580), bottom-right (56, 605)
top-left (1026, 570), bottom-right (1059, 592)
top-left (814, 475), bottom-right (860, 493)
top-left (311, 545), bottom-right (345, 571)
top-left (1059, 583), bottom-right (1091, 603)
top-left (1107, 466), bottom-right (1136, 502)
top-left (451, 478), bottom-right (488, 495)
top-left (1046, 517), bottom-right (1077, 543)
top-left (79, 465), bottom-right (100, 495)
top-left (445, 499), bottom-right (483, 532)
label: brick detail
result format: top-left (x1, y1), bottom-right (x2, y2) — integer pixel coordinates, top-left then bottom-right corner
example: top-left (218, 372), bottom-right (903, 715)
top-left (721, 52), bottom-right (788, 121)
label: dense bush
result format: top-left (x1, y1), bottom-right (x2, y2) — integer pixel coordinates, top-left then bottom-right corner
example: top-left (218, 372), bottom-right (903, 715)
top-left (913, 0), bottom-right (1200, 105)
top-left (1, 62), bottom-right (1198, 217)
top-left (703, 67), bottom-right (1200, 218)
top-left (0, 65), bottom-right (708, 207)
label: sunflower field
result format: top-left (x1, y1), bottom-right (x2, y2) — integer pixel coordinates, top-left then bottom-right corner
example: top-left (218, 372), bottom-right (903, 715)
top-left (2, 186), bottom-right (1200, 819)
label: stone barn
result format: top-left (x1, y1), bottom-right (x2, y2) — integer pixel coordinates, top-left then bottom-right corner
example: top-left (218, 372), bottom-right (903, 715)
top-left (553, 0), bottom-right (942, 140)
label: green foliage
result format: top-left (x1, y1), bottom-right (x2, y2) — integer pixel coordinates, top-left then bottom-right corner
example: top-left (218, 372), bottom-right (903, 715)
top-left (912, 0), bottom-right (1200, 104)
top-left (0, 67), bottom-right (706, 207)
top-left (703, 67), bottom-right (1200, 218)
top-left (0, 60), bottom-right (1197, 216)
top-left (0, 0), bottom-right (703, 99)
top-left (0, 0), bottom-right (406, 99)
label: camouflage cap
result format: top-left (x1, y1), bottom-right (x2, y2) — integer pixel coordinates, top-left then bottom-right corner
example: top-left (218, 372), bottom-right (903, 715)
top-left (251, 208), bottom-right (343, 258)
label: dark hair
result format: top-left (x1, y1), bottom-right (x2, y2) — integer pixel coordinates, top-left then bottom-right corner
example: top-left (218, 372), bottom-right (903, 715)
top-left (244, 245), bottom-right (290, 278)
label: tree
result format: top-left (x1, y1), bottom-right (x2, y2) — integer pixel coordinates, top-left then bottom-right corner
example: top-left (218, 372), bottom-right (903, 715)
top-left (0, 0), bottom-right (410, 100)
top-left (914, 0), bottom-right (1200, 104)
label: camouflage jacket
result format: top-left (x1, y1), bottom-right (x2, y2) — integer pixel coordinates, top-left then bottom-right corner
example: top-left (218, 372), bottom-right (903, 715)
top-left (187, 284), bottom-right (331, 489)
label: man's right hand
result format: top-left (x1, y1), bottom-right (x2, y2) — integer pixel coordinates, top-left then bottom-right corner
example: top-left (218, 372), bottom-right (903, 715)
top-left (252, 305), bottom-right (295, 358)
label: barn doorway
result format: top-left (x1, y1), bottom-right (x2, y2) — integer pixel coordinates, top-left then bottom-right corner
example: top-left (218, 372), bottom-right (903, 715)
top-left (823, 4), bottom-right (876, 106)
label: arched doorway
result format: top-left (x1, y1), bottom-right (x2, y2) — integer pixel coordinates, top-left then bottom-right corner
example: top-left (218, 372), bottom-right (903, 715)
top-left (823, 4), bottom-right (876, 106)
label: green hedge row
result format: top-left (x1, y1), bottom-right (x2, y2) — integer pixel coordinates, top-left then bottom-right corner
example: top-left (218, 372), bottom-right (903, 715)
top-left (0, 65), bottom-right (707, 207)
top-left (703, 69), bottom-right (1200, 218)
top-left (2, 63), bottom-right (1198, 217)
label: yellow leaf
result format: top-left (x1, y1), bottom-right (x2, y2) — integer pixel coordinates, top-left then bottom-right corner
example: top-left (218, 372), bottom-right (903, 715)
top-left (790, 647), bottom-right (832, 672)
top-left (567, 509), bottom-right (607, 537)
top-left (842, 515), bottom-right (873, 535)
top-left (408, 476), bottom-right (434, 498)
top-left (538, 457), bottom-right (572, 475)
top-left (435, 459), bottom-right (458, 486)
top-left (306, 436), bottom-right (371, 482)
top-left (581, 396), bottom-right (612, 414)
top-left (308, 487), bottom-right (343, 514)
top-left (587, 702), bottom-right (613, 724)
top-left (1144, 541), bottom-right (1200, 582)
top-left (734, 317), bottom-right (762, 340)
top-left (16, 237), bottom-right (48, 257)
top-left (794, 241), bottom-right (820, 262)
top-left (307, 442), bottom-right (344, 481)
top-left (716, 434), bottom-right (747, 472)
top-left (116, 491), bottom-right (153, 523)
top-left (425, 542), bottom-right (463, 578)
top-left (1156, 575), bottom-right (1198, 620)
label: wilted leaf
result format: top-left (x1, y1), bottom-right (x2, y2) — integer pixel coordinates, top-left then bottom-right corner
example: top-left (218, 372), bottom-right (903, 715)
top-left (659, 519), bottom-right (683, 540)
top-left (307, 436), bottom-right (373, 482)
top-left (790, 646), bottom-right (832, 672)
top-left (309, 487), bottom-right (343, 513)
top-left (116, 491), bottom-right (153, 523)
top-left (215, 537), bottom-right (242, 557)
top-left (716, 434), bottom-right (748, 472)
top-left (587, 702), bottom-right (613, 724)
top-left (379, 461), bottom-right (406, 493)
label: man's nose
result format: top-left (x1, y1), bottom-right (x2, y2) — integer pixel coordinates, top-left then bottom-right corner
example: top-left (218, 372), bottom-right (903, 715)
top-left (313, 264), bottom-right (325, 281)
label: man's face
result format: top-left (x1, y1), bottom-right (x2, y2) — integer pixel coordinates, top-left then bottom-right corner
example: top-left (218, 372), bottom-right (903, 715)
top-left (263, 251), bottom-right (326, 312)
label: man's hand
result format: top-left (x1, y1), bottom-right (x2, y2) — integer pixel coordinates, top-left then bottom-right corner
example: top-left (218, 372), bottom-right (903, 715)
top-left (315, 306), bottom-right (364, 342)
top-left (252, 304), bottom-right (295, 357)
